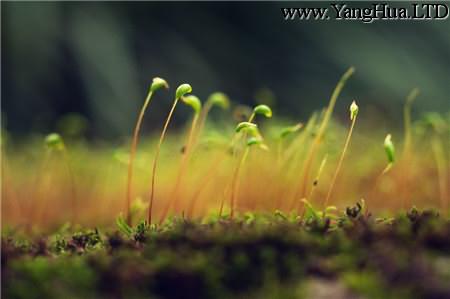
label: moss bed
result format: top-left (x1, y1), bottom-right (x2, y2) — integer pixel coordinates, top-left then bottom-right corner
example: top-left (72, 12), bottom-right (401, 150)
top-left (2, 208), bottom-right (450, 299)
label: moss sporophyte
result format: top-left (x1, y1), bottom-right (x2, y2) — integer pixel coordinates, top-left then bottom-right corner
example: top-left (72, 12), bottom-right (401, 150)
top-left (227, 105), bottom-right (272, 218)
top-left (159, 95), bottom-right (202, 223)
top-left (126, 77), bottom-right (168, 225)
top-left (148, 83), bottom-right (192, 224)
top-left (323, 100), bottom-right (359, 208)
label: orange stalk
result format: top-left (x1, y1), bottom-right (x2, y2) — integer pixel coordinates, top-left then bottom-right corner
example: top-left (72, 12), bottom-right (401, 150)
top-left (125, 90), bottom-right (154, 225)
top-left (148, 98), bottom-right (179, 224)
top-left (323, 104), bottom-right (357, 208)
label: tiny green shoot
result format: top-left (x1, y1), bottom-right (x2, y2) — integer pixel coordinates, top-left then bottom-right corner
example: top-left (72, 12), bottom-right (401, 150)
top-left (116, 214), bottom-right (134, 238)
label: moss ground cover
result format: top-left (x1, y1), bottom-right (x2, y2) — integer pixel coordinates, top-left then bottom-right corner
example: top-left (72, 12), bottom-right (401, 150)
top-left (3, 209), bottom-right (450, 299)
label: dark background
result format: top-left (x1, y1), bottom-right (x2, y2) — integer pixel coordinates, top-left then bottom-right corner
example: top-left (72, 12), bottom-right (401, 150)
top-left (2, 2), bottom-right (449, 140)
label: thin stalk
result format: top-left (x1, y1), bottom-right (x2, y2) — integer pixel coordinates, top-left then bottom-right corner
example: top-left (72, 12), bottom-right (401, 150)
top-left (148, 98), bottom-right (179, 224)
top-left (193, 100), bottom-right (213, 145)
top-left (369, 163), bottom-right (392, 211)
top-left (159, 113), bottom-right (199, 223)
top-left (226, 113), bottom-right (257, 218)
top-left (285, 117), bottom-right (320, 210)
top-left (402, 88), bottom-right (419, 158)
top-left (323, 114), bottom-right (357, 207)
top-left (300, 154), bottom-right (328, 215)
top-left (282, 112), bottom-right (318, 165)
top-left (401, 88), bottom-right (419, 208)
top-left (431, 136), bottom-right (448, 211)
top-left (62, 148), bottom-right (77, 224)
top-left (297, 67), bottom-right (355, 200)
top-left (281, 114), bottom-right (319, 211)
top-left (125, 90), bottom-right (154, 225)
top-left (229, 147), bottom-right (250, 219)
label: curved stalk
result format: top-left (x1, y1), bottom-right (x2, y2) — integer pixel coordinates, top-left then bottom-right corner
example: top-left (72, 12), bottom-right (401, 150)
top-left (148, 83), bottom-right (192, 225)
top-left (225, 106), bottom-right (271, 218)
top-left (194, 100), bottom-right (214, 145)
top-left (224, 113), bottom-right (256, 218)
top-left (159, 113), bottom-right (199, 223)
top-left (148, 98), bottom-right (179, 224)
top-left (194, 92), bottom-right (229, 147)
top-left (125, 90), bottom-right (154, 225)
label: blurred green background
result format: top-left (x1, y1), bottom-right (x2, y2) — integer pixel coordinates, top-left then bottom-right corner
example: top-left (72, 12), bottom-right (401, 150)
top-left (2, 2), bottom-right (449, 139)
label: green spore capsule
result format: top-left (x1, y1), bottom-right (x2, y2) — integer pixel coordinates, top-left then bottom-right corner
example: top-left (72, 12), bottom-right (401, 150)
top-left (253, 104), bottom-right (272, 118)
top-left (350, 100), bottom-right (359, 121)
top-left (384, 134), bottom-right (395, 164)
top-left (181, 95), bottom-right (202, 114)
top-left (235, 122), bottom-right (257, 133)
top-left (176, 83), bottom-right (192, 99)
top-left (207, 92), bottom-right (230, 110)
top-left (150, 77), bottom-right (169, 92)
top-left (45, 133), bottom-right (65, 150)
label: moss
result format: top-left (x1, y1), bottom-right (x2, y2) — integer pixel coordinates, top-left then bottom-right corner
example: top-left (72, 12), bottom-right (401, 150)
top-left (2, 212), bottom-right (450, 299)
